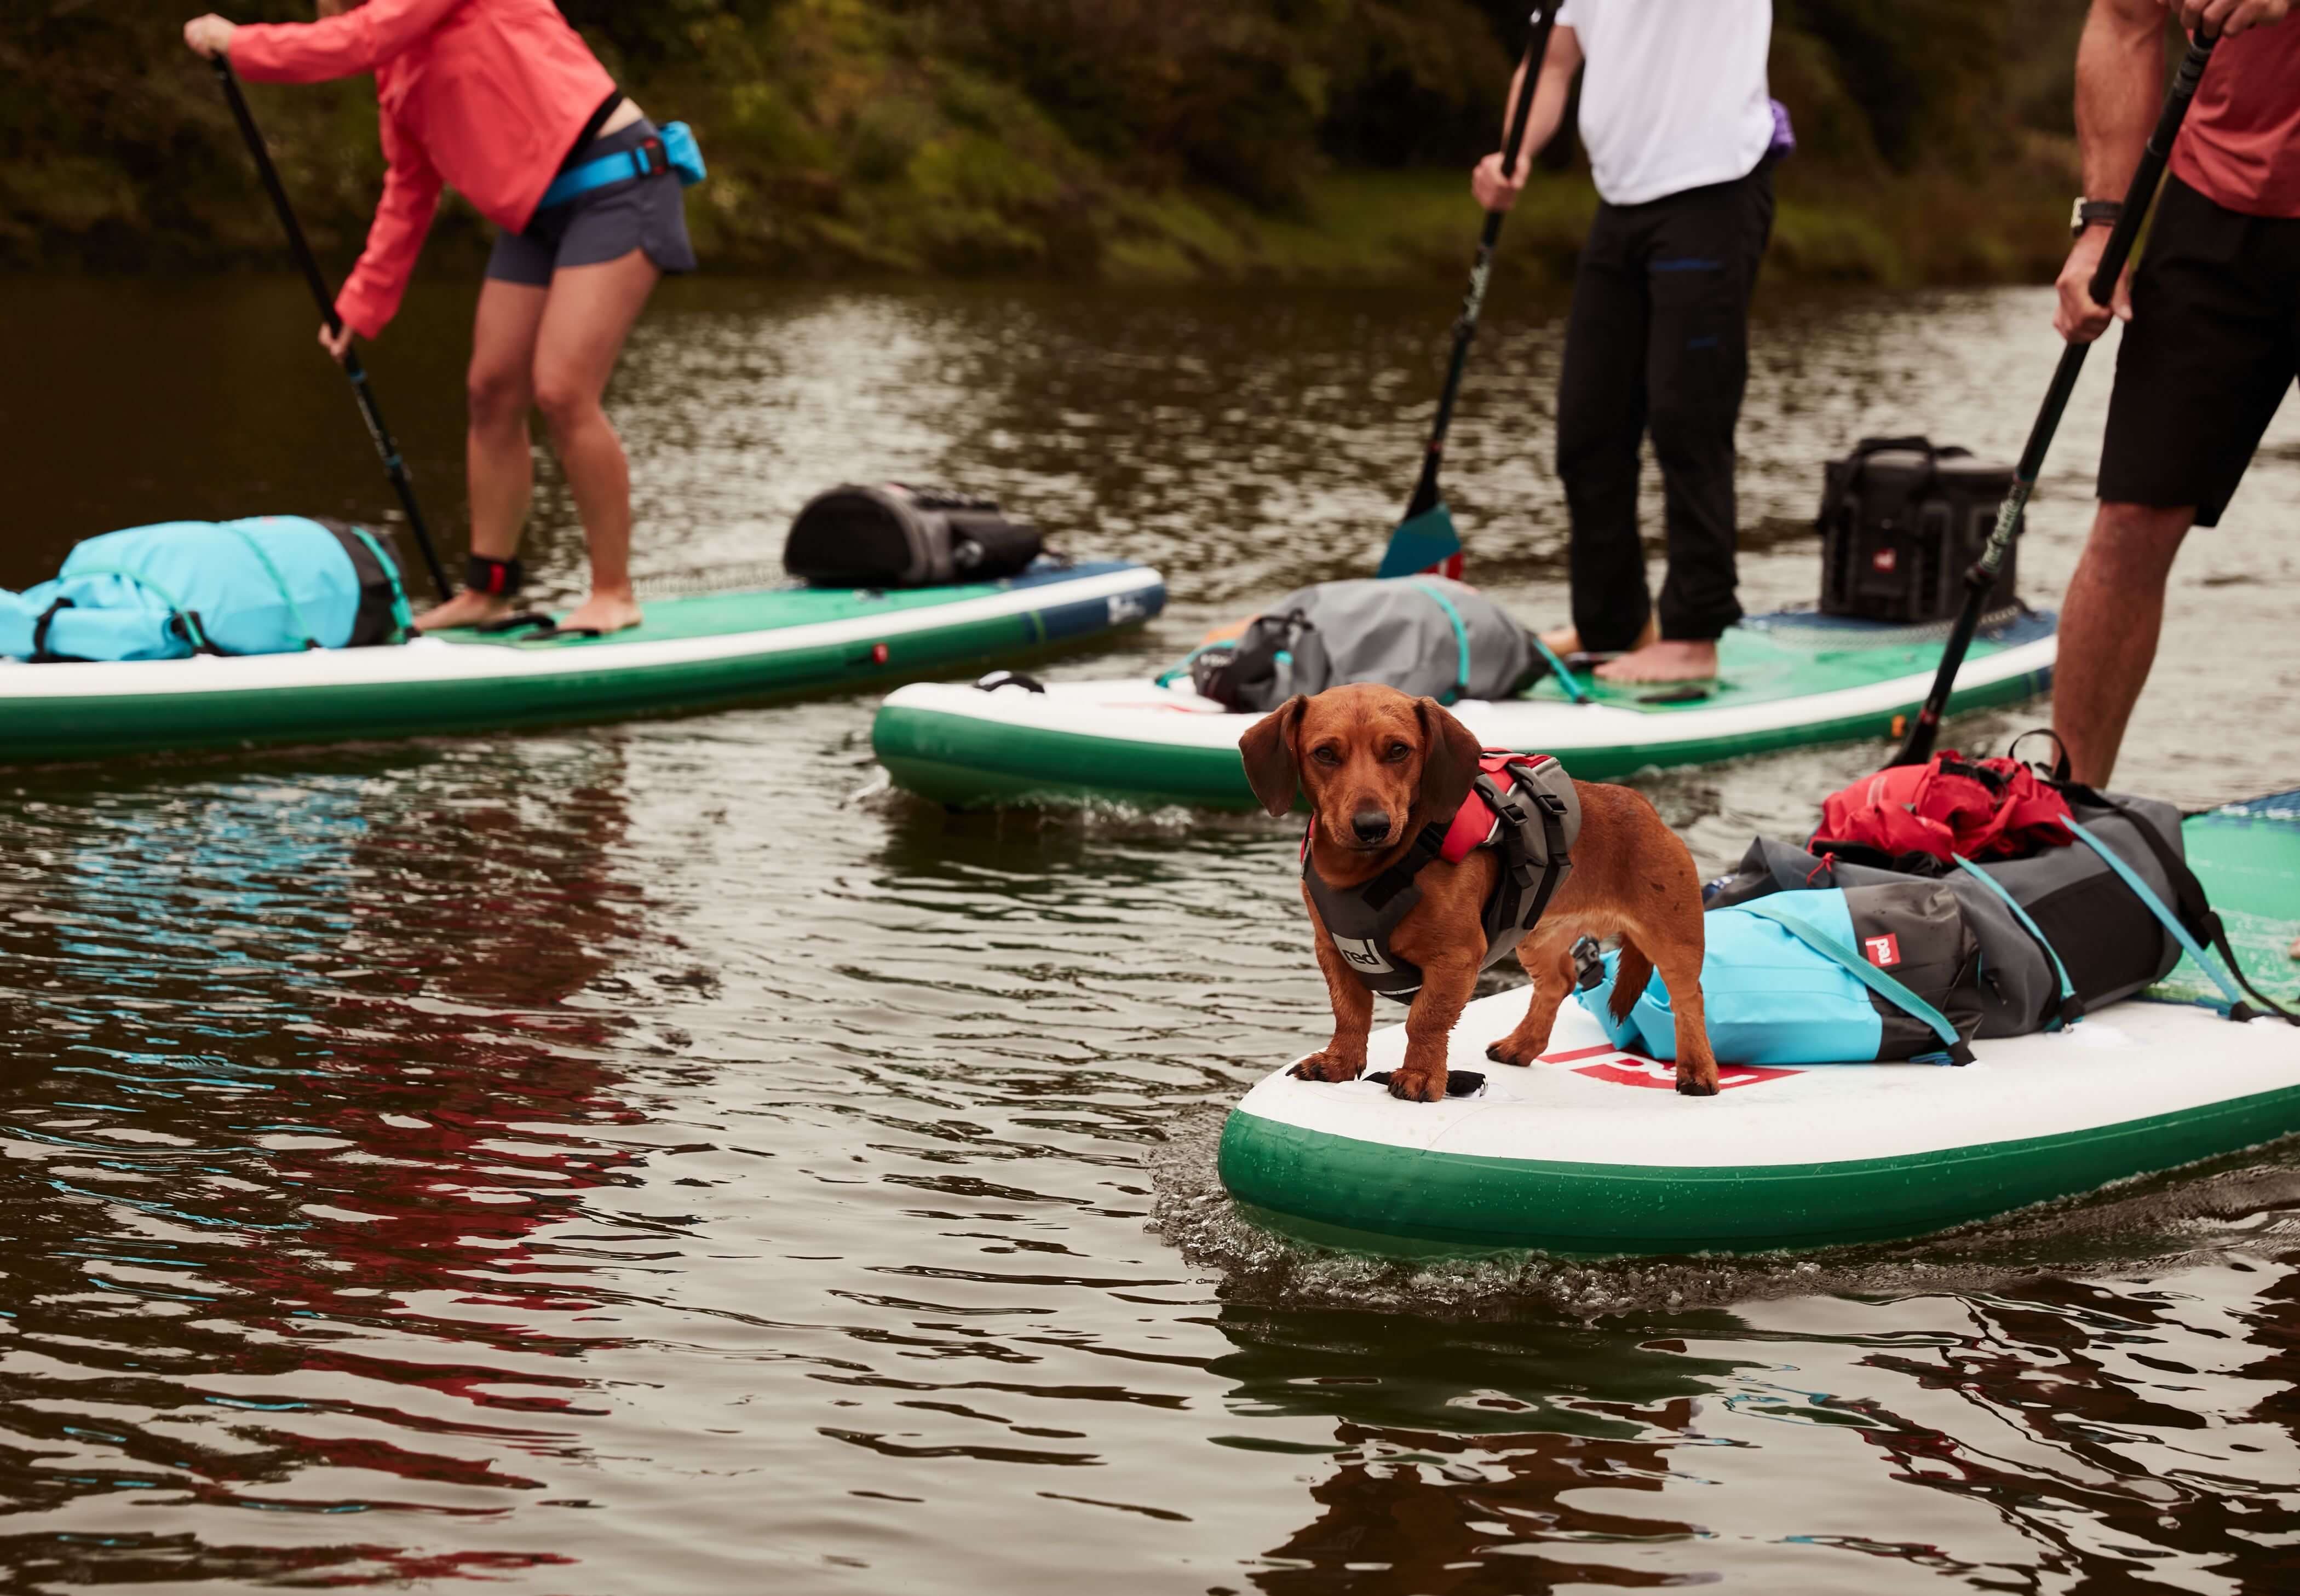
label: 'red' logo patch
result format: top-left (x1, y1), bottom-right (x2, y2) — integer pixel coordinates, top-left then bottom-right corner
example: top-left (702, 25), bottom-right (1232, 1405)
top-left (1863, 932), bottom-right (1902, 969)
top-left (1538, 1044), bottom-right (1796, 1092)
top-left (1872, 547), bottom-right (1898, 573)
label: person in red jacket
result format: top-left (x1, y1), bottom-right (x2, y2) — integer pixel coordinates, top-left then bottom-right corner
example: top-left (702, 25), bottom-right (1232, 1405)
top-left (183, 0), bottom-right (697, 635)
top-left (2054, 0), bottom-right (2296, 781)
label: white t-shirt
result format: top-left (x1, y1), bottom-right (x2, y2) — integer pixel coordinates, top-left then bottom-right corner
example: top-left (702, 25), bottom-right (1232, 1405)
top-left (1554, 0), bottom-right (1776, 207)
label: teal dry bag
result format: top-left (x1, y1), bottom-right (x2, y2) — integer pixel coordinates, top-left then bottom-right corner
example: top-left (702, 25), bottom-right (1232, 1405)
top-left (0, 517), bottom-right (410, 662)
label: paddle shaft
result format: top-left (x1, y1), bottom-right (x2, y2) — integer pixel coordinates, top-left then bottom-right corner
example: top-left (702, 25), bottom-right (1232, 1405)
top-left (1891, 31), bottom-right (2216, 767)
top-left (1404, 3), bottom-right (1560, 522)
top-left (211, 56), bottom-right (454, 600)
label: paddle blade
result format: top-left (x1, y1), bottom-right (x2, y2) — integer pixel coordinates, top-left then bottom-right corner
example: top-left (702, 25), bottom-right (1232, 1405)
top-left (1378, 503), bottom-right (1463, 580)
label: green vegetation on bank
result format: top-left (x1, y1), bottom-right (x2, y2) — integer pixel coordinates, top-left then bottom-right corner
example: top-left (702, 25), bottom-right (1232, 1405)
top-left (4, 0), bottom-right (2093, 286)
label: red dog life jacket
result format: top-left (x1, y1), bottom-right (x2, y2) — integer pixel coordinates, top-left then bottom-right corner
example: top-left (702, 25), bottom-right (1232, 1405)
top-left (1813, 752), bottom-right (2074, 863)
top-left (1302, 752), bottom-right (1581, 1002)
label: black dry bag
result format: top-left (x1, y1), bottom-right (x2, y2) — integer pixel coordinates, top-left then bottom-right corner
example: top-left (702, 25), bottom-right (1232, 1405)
top-left (1818, 436), bottom-right (2018, 624)
top-left (784, 484), bottom-right (1043, 589)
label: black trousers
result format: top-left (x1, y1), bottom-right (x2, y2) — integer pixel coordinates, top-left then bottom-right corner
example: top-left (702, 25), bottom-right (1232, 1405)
top-left (1555, 162), bottom-right (1775, 648)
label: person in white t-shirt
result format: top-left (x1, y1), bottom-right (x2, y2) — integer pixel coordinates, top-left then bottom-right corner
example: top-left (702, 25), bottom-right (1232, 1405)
top-left (1474, 0), bottom-right (1783, 683)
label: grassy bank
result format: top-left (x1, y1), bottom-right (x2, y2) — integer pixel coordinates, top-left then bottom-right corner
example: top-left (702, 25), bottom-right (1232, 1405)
top-left (2, 0), bottom-right (2089, 290)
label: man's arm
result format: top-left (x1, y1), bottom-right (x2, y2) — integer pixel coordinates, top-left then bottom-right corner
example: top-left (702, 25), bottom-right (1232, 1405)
top-left (1470, 25), bottom-right (1583, 214)
top-left (2056, 0), bottom-right (2169, 341)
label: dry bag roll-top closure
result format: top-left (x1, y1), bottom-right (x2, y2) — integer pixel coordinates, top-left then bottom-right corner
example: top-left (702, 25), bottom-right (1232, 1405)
top-left (784, 484), bottom-right (1044, 589)
top-left (1818, 436), bottom-right (2019, 624)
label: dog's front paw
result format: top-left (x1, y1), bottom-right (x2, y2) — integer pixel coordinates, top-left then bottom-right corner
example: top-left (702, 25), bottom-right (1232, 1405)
top-left (1483, 1029), bottom-right (1550, 1068)
top-left (1385, 1067), bottom-right (1446, 1103)
top-left (1675, 1059), bottom-right (1720, 1097)
top-left (1291, 1050), bottom-right (1362, 1084)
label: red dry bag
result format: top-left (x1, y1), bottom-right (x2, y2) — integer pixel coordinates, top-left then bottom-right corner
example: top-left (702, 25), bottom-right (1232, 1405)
top-left (1813, 752), bottom-right (2074, 863)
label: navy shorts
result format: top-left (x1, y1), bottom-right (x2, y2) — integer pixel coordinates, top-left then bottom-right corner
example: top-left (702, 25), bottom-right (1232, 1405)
top-left (486, 119), bottom-right (698, 286)
top-left (2100, 176), bottom-right (2300, 527)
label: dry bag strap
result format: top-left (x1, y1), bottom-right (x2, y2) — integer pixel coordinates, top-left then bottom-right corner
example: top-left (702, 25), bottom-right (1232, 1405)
top-left (30, 597), bottom-right (77, 662)
top-left (1952, 854), bottom-right (2083, 1029)
top-left (1526, 630), bottom-right (1591, 706)
top-left (1738, 897), bottom-right (1976, 1064)
top-left (1405, 580), bottom-right (1473, 705)
top-left (2064, 820), bottom-right (2299, 1025)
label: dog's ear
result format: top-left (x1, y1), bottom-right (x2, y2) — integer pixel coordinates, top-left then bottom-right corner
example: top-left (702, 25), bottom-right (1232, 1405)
top-left (1240, 696), bottom-right (1308, 817)
top-left (1416, 697), bottom-right (1482, 817)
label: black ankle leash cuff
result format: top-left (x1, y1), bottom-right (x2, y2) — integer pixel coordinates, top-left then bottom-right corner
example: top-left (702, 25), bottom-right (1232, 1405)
top-left (466, 555), bottom-right (524, 598)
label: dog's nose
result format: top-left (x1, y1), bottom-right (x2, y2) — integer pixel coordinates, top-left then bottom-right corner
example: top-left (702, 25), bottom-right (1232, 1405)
top-left (1351, 808), bottom-right (1392, 844)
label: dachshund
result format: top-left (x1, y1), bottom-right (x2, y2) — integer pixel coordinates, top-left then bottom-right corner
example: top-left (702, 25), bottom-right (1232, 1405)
top-left (1241, 683), bottom-right (1717, 1101)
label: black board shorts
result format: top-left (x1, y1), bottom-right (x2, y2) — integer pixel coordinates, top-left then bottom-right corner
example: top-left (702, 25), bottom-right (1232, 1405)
top-left (486, 119), bottom-right (698, 286)
top-left (2100, 176), bottom-right (2300, 527)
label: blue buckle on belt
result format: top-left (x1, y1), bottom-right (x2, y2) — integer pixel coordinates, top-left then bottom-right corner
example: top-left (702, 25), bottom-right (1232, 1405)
top-left (537, 120), bottom-right (706, 211)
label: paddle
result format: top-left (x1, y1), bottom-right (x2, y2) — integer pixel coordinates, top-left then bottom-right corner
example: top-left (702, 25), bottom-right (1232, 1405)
top-left (210, 57), bottom-right (454, 600)
top-left (1890, 28), bottom-right (2218, 767)
top-left (1376, 3), bottom-right (1561, 582)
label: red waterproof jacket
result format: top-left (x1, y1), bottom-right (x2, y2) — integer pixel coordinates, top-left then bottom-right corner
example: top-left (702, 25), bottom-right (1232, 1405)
top-left (232, 0), bottom-right (617, 338)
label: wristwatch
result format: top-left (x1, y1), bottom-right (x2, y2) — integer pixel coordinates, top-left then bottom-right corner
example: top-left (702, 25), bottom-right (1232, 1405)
top-left (2071, 198), bottom-right (2123, 237)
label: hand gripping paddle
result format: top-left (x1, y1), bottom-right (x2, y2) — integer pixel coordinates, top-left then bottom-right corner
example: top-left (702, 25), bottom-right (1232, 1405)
top-left (1891, 28), bottom-right (2218, 767)
top-left (1376, 3), bottom-right (1561, 581)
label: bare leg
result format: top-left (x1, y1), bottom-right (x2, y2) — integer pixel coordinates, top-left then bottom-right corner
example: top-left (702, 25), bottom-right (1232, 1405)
top-left (415, 278), bottom-right (550, 630)
top-left (531, 248), bottom-right (661, 635)
top-left (2052, 500), bottom-right (2193, 786)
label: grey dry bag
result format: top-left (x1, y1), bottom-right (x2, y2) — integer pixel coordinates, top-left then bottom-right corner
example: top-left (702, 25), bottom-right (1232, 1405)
top-left (1185, 577), bottom-right (1537, 713)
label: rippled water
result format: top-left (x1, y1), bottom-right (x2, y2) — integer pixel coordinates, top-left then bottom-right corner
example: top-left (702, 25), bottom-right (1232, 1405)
top-left (2, 273), bottom-right (2298, 1592)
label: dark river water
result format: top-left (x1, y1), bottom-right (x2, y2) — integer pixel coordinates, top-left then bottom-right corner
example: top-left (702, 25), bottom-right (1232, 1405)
top-left (3, 273), bottom-right (2299, 1593)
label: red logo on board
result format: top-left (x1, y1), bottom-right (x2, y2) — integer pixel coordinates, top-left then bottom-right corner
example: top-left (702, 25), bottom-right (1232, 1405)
top-left (1863, 933), bottom-right (1902, 968)
top-left (1538, 1044), bottom-right (1795, 1092)
top-left (1872, 548), bottom-right (1898, 573)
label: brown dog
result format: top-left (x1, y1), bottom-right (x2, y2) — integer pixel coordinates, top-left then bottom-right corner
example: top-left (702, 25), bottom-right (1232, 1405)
top-left (1241, 683), bottom-right (1717, 1101)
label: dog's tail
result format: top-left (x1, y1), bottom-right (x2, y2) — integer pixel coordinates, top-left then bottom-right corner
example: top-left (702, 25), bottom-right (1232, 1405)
top-left (1609, 936), bottom-right (1653, 1025)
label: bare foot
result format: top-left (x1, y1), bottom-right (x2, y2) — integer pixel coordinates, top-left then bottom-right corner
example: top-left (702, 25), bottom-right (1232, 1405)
top-left (2288, 931), bottom-right (2299, 961)
top-left (1539, 614), bottom-right (1657, 660)
top-left (1595, 638), bottom-right (1718, 684)
top-left (413, 589), bottom-right (515, 632)
top-left (557, 591), bottom-right (643, 635)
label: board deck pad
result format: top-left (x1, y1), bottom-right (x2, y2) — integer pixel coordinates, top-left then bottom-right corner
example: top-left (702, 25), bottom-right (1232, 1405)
top-left (0, 561), bottom-right (1163, 765)
top-left (1218, 792), bottom-right (2300, 1259)
top-left (875, 609), bottom-right (2057, 808)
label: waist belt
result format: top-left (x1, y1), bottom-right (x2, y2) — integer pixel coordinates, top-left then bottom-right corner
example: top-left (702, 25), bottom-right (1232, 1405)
top-left (538, 120), bottom-right (706, 211)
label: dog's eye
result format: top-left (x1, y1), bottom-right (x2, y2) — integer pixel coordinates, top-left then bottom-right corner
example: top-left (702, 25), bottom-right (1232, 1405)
top-left (1310, 745), bottom-right (1341, 767)
top-left (1382, 742), bottom-right (1411, 763)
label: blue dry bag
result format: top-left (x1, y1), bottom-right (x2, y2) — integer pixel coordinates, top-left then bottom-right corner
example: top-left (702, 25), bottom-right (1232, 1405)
top-left (0, 517), bottom-right (410, 662)
top-left (1576, 883), bottom-right (1983, 1065)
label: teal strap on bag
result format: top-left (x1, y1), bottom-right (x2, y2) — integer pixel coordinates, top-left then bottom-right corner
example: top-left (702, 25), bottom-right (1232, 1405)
top-left (2063, 819), bottom-right (2250, 1013)
top-left (65, 564), bottom-right (216, 654)
top-left (1737, 897), bottom-right (1975, 1064)
top-left (1952, 855), bottom-right (2082, 1029)
top-left (347, 525), bottom-right (413, 641)
top-left (221, 523), bottom-right (321, 649)
top-left (1526, 630), bottom-right (1592, 706)
top-left (1406, 580), bottom-right (1472, 705)
top-left (1155, 641), bottom-right (1217, 690)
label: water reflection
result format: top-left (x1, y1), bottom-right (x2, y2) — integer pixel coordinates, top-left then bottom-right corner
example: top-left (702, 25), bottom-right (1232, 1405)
top-left (0, 742), bottom-right (653, 1583)
top-left (1, 273), bottom-right (2297, 1590)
